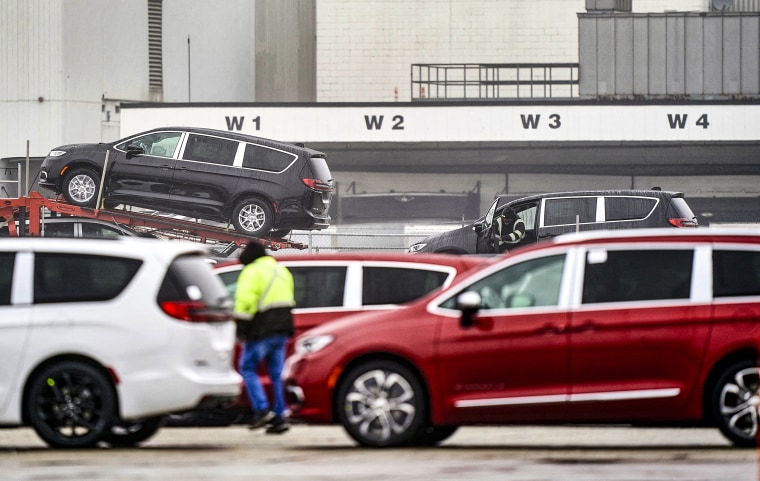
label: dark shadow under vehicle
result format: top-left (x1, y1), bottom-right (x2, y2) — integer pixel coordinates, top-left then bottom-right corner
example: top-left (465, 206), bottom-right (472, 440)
top-left (409, 189), bottom-right (698, 254)
top-left (38, 127), bottom-right (334, 237)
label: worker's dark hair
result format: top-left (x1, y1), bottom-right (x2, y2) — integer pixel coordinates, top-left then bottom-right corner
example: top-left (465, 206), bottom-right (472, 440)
top-left (239, 241), bottom-right (267, 265)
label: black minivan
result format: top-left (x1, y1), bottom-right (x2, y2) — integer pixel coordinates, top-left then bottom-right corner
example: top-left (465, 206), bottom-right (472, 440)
top-left (38, 127), bottom-right (334, 237)
top-left (409, 189), bottom-right (699, 254)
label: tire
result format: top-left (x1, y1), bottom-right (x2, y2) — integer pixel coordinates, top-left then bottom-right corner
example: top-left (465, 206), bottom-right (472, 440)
top-left (62, 167), bottom-right (101, 208)
top-left (336, 360), bottom-right (426, 447)
top-left (102, 416), bottom-right (164, 447)
top-left (407, 425), bottom-right (459, 446)
top-left (269, 228), bottom-right (291, 239)
top-left (711, 359), bottom-right (760, 447)
top-left (231, 198), bottom-right (273, 237)
top-left (26, 360), bottom-right (116, 448)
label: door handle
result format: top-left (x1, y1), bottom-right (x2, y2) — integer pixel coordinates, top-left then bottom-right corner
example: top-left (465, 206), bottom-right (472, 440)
top-left (535, 323), bottom-right (565, 335)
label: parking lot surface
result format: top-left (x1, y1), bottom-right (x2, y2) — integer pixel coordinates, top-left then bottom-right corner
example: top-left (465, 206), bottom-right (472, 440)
top-left (0, 425), bottom-right (757, 481)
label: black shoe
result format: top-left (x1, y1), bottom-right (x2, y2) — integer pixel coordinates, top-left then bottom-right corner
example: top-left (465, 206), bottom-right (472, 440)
top-left (247, 410), bottom-right (275, 430)
top-left (265, 417), bottom-right (290, 434)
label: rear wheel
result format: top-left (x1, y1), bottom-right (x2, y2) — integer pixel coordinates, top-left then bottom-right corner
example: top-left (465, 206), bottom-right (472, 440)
top-left (711, 359), bottom-right (760, 447)
top-left (62, 167), bottom-right (101, 208)
top-left (231, 198), bottom-right (273, 237)
top-left (103, 416), bottom-right (164, 447)
top-left (336, 360), bottom-right (426, 447)
top-left (26, 361), bottom-right (116, 448)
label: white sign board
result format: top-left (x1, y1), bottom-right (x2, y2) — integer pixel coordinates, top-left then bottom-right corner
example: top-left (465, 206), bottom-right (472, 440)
top-left (120, 103), bottom-right (760, 143)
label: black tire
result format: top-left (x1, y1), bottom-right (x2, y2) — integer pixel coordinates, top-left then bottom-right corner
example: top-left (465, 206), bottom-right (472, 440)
top-left (102, 416), bottom-right (164, 447)
top-left (336, 360), bottom-right (426, 447)
top-left (269, 228), bottom-right (291, 239)
top-left (711, 359), bottom-right (760, 447)
top-left (26, 360), bottom-right (116, 448)
top-left (407, 425), bottom-right (459, 446)
top-left (231, 198), bottom-right (273, 237)
top-left (62, 167), bottom-right (101, 208)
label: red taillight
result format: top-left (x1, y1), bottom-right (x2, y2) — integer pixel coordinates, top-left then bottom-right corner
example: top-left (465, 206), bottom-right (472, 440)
top-left (668, 217), bottom-right (699, 228)
top-left (160, 300), bottom-right (232, 323)
top-left (302, 178), bottom-right (333, 192)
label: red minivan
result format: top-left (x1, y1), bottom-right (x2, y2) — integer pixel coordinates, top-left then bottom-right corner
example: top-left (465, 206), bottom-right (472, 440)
top-left (284, 228), bottom-right (760, 447)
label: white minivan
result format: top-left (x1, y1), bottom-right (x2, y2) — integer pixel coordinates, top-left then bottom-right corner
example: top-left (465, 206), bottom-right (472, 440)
top-left (0, 237), bottom-right (241, 448)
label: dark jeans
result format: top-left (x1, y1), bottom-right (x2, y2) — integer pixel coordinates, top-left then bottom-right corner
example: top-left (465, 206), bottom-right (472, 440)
top-left (239, 334), bottom-right (289, 418)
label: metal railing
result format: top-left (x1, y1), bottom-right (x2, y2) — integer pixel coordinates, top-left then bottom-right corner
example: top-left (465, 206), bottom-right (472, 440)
top-left (411, 63), bottom-right (579, 101)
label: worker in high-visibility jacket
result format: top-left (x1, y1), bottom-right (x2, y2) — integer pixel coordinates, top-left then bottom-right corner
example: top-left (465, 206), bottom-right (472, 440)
top-left (494, 207), bottom-right (526, 253)
top-left (234, 241), bottom-right (295, 435)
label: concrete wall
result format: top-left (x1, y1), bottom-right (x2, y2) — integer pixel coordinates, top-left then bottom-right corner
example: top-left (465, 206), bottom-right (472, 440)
top-left (255, 0), bottom-right (316, 102)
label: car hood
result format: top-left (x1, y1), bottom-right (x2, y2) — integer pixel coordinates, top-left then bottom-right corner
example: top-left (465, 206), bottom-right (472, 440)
top-left (415, 224), bottom-right (477, 254)
top-left (50, 143), bottom-right (110, 154)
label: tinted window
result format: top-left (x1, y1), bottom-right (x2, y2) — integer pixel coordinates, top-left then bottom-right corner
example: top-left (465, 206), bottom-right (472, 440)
top-left (307, 156), bottom-right (332, 180)
top-left (42, 223), bottom-right (75, 237)
top-left (243, 144), bottom-right (296, 172)
top-left (544, 197), bottom-right (596, 226)
top-left (582, 249), bottom-right (693, 304)
top-left (81, 223), bottom-right (128, 239)
top-left (182, 134), bottom-right (238, 166)
top-left (448, 255), bottom-right (565, 310)
top-left (713, 250), bottom-right (760, 297)
top-left (362, 267), bottom-right (449, 306)
top-left (158, 255), bottom-right (230, 307)
top-left (289, 266), bottom-right (347, 308)
top-left (0, 252), bottom-right (14, 305)
top-left (116, 131), bottom-right (182, 158)
top-left (34, 254), bottom-right (142, 303)
top-left (605, 197), bottom-right (657, 221)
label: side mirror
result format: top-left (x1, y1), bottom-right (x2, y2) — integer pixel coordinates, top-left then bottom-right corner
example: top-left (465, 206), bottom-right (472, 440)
top-left (125, 144), bottom-right (145, 159)
top-left (473, 221), bottom-right (484, 233)
top-left (457, 291), bottom-right (481, 328)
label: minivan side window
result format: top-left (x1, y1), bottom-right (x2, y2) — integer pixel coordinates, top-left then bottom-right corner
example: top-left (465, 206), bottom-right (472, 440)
top-left (362, 267), bottom-right (449, 306)
top-left (116, 132), bottom-right (182, 157)
top-left (544, 197), bottom-right (596, 226)
top-left (34, 254), bottom-right (142, 304)
top-left (582, 249), bottom-right (693, 304)
top-left (289, 266), bottom-right (347, 308)
top-left (0, 253), bottom-right (14, 305)
top-left (243, 144), bottom-right (297, 172)
top-left (713, 250), bottom-right (760, 297)
top-left (605, 197), bottom-right (657, 222)
top-left (444, 255), bottom-right (565, 310)
top-left (182, 134), bottom-right (238, 166)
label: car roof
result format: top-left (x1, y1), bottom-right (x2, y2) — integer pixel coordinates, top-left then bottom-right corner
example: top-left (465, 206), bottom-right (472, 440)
top-left (544, 227), bottom-right (760, 249)
top-left (214, 251), bottom-right (486, 270)
top-left (0, 237), bottom-right (207, 258)
top-left (128, 127), bottom-right (324, 156)
top-left (500, 189), bottom-right (682, 205)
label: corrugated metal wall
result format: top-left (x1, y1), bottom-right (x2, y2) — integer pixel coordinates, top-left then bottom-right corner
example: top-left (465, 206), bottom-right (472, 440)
top-left (579, 12), bottom-right (760, 99)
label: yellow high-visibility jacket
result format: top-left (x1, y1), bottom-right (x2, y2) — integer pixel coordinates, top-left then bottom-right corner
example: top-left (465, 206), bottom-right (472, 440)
top-left (234, 256), bottom-right (295, 317)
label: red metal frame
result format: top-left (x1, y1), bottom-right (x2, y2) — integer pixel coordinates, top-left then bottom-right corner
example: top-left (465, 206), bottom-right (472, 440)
top-left (0, 192), bottom-right (306, 251)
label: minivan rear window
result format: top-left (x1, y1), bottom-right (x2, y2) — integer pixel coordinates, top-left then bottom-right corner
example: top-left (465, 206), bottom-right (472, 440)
top-left (713, 250), bottom-right (760, 297)
top-left (307, 156), bottom-right (332, 181)
top-left (582, 249), bottom-right (693, 304)
top-left (243, 144), bottom-right (297, 172)
top-left (158, 255), bottom-right (231, 307)
top-left (363, 267), bottom-right (449, 306)
top-left (605, 197), bottom-right (657, 221)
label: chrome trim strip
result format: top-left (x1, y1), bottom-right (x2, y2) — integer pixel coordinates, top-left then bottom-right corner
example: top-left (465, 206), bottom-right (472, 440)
top-left (454, 388), bottom-right (681, 408)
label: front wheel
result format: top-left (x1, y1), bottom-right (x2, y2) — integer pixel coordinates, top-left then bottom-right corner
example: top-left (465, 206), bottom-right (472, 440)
top-left (231, 198), bottom-right (273, 237)
top-left (26, 361), bottom-right (116, 448)
top-left (102, 416), bottom-right (164, 447)
top-left (336, 360), bottom-right (426, 447)
top-left (62, 167), bottom-right (101, 208)
top-left (711, 359), bottom-right (760, 447)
